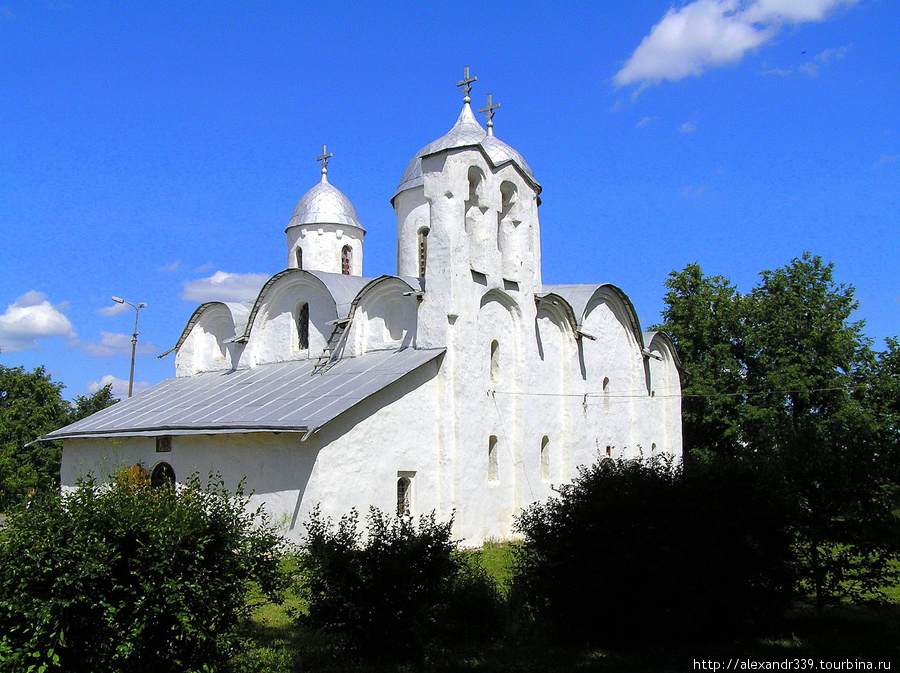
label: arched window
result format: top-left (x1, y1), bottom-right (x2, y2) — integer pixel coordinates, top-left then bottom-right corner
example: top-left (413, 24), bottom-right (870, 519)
top-left (490, 340), bottom-right (500, 384)
top-left (603, 377), bottom-right (610, 413)
top-left (150, 462), bottom-right (175, 490)
top-left (417, 227), bottom-right (429, 277)
top-left (341, 245), bottom-right (352, 275)
top-left (540, 436), bottom-right (550, 482)
top-left (498, 181), bottom-right (518, 252)
top-left (397, 476), bottom-right (411, 516)
top-left (488, 435), bottom-right (499, 482)
top-left (296, 302), bottom-right (309, 350)
top-left (296, 247), bottom-right (303, 270)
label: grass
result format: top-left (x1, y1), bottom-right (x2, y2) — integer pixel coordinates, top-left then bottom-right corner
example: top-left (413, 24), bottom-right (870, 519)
top-left (229, 544), bottom-right (900, 672)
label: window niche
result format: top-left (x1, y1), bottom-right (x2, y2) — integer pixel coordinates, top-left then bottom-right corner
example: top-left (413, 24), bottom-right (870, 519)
top-left (156, 436), bottom-right (172, 453)
top-left (540, 436), bottom-right (550, 482)
top-left (488, 435), bottom-right (499, 482)
top-left (341, 245), bottom-right (352, 275)
top-left (396, 471), bottom-right (415, 516)
top-left (417, 227), bottom-right (429, 277)
top-left (296, 302), bottom-right (310, 351)
top-left (490, 339), bottom-right (500, 384)
top-left (150, 462), bottom-right (176, 490)
top-left (295, 247), bottom-right (303, 270)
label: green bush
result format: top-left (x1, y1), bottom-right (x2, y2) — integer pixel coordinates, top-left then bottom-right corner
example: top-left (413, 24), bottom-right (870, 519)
top-left (297, 506), bottom-right (503, 662)
top-left (0, 471), bottom-right (285, 673)
top-left (513, 456), bottom-right (795, 647)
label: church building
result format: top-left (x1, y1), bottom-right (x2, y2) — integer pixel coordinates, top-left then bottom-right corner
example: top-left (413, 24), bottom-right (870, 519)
top-left (49, 71), bottom-right (682, 545)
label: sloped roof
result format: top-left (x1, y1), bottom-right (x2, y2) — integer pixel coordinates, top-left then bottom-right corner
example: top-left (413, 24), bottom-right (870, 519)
top-left (46, 348), bottom-right (444, 441)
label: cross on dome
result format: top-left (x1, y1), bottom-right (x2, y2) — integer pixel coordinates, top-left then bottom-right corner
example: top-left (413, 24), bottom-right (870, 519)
top-left (479, 93), bottom-right (500, 136)
top-left (456, 66), bottom-right (477, 103)
top-left (316, 144), bottom-right (333, 181)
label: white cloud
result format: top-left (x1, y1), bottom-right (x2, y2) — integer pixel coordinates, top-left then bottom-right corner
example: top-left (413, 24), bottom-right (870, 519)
top-left (75, 331), bottom-right (156, 357)
top-left (636, 116), bottom-right (654, 128)
top-left (0, 291), bottom-right (76, 352)
top-left (180, 271), bottom-right (268, 303)
top-left (679, 121), bottom-right (698, 133)
top-left (97, 301), bottom-right (132, 317)
top-left (87, 374), bottom-right (151, 398)
top-left (193, 262), bottom-right (214, 273)
top-left (159, 260), bottom-right (181, 272)
top-left (614, 0), bottom-right (857, 89)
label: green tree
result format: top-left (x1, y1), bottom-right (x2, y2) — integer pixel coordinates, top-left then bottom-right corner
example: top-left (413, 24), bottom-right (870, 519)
top-left (0, 366), bottom-right (70, 510)
top-left (0, 368), bottom-right (118, 511)
top-left (69, 383), bottom-right (118, 423)
top-left (655, 263), bottom-right (748, 460)
top-left (656, 253), bottom-right (900, 611)
top-left (0, 472), bottom-right (285, 673)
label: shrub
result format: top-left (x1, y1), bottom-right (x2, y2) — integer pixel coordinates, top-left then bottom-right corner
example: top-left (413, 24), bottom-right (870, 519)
top-left (0, 471), bottom-right (285, 673)
top-left (513, 455), bottom-right (795, 647)
top-left (297, 507), bottom-right (502, 662)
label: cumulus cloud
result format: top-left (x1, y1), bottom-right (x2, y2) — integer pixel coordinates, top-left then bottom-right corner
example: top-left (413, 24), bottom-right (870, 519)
top-left (180, 271), bottom-right (268, 303)
top-left (0, 291), bottom-right (76, 352)
top-left (87, 374), bottom-right (151, 398)
top-left (614, 0), bottom-right (858, 89)
top-left (75, 331), bottom-right (156, 357)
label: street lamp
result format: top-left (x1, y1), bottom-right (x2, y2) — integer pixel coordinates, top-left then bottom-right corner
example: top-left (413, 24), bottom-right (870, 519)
top-left (111, 296), bottom-right (147, 398)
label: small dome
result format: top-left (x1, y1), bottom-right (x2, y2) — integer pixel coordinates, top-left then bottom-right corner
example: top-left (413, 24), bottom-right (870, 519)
top-left (287, 176), bottom-right (364, 232)
top-left (393, 103), bottom-right (538, 202)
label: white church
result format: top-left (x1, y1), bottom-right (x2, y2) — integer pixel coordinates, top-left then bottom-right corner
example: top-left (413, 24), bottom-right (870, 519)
top-left (49, 72), bottom-right (682, 545)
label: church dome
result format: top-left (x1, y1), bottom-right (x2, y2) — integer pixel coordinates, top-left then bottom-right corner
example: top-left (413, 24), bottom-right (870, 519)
top-left (287, 174), bottom-right (364, 232)
top-left (393, 102), bottom-right (538, 202)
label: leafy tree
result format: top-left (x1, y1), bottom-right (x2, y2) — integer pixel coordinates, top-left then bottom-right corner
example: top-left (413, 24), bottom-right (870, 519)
top-left (298, 507), bottom-right (502, 662)
top-left (0, 471), bottom-right (285, 673)
top-left (655, 263), bottom-right (748, 460)
top-left (656, 253), bottom-right (900, 611)
top-left (0, 365), bottom-right (70, 509)
top-left (69, 383), bottom-right (118, 423)
top-left (513, 456), bottom-right (795, 646)
top-left (0, 368), bottom-right (118, 510)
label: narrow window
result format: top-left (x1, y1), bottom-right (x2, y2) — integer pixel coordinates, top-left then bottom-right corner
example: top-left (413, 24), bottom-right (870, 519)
top-left (490, 340), bottom-right (500, 384)
top-left (341, 245), bottom-right (352, 275)
top-left (488, 435), bottom-right (499, 482)
top-left (603, 377), bottom-right (610, 413)
top-left (397, 476), bottom-right (411, 516)
top-left (296, 247), bottom-right (303, 270)
top-left (605, 445), bottom-right (612, 458)
top-left (417, 227), bottom-right (429, 277)
top-left (155, 436), bottom-right (172, 453)
top-left (150, 462), bottom-right (176, 490)
top-left (297, 302), bottom-right (309, 350)
top-left (540, 436), bottom-right (550, 482)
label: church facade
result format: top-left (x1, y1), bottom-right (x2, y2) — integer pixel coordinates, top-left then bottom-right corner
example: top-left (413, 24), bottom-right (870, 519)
top-left (50, 74), bottom-right (682, 545)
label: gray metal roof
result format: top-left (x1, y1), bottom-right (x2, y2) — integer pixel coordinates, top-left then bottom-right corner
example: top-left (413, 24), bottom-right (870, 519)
top-left (46, 348), bottom-right (444, 441)
top-left (287, 174), bottom-right (364, 232)
top-left (539, 284), bottom-right (644, 348)
top-left (393, 103), bottom-right (539, 201)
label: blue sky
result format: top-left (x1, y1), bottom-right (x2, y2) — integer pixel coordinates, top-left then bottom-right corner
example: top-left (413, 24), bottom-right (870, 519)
top-left (1, 0), bottom-right (897, 399)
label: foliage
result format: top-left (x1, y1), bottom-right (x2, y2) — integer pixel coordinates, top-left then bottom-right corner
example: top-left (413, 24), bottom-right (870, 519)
top-left (656, 253), bottom-right (900, 611)
top-left (297, 506), bottom-right (503, 662)
top-left (0, 471), bottom-right (285, 673)
top-left (513, 455), bottom-right (796, 647)
top-left (0, 367), bottom-right (118, 510)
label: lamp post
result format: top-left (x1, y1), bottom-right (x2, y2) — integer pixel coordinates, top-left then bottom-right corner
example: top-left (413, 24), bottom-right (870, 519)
top-left (111, 296), bottom-right (147, 398)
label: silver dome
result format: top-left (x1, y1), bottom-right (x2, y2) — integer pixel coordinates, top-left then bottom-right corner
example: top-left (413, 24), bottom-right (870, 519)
top-left (393, 103), bottom-right (539, 202)
top-left (287, 175), bottom-right (365, 232)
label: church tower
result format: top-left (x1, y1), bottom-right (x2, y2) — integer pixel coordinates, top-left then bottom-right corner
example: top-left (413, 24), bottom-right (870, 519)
top-left (392, 69), bottom-right (542, 346)
top-left (286, 146), bottom-right (365, 275)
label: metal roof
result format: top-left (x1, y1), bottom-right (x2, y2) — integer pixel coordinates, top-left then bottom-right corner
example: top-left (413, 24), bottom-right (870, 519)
top-left (45, 348), bottom-right (445, 441)
top-left (287, 174), bottom-right (365, 233)
top-left (393, 103), bottom-right (540, 201)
